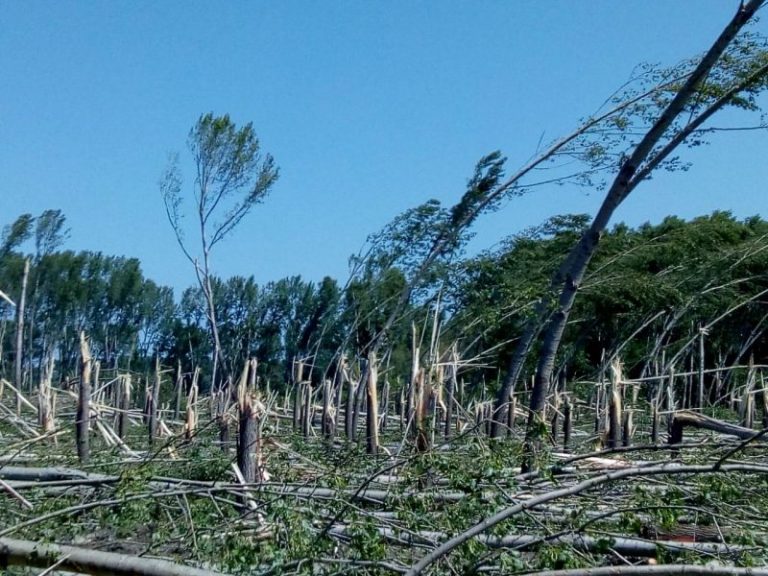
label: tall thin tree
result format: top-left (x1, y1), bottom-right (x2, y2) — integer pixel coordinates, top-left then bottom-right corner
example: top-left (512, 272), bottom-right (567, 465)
top-left (161, 113), bottom-right (279, 392)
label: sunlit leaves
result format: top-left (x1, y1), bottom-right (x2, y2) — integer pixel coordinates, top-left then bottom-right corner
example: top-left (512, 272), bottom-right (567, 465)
top-left (161, 113), bottom-right (279, 256)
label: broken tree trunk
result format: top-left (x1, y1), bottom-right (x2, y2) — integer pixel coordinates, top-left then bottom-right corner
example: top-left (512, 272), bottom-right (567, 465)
top-left (237, 364), bottom-right (261, 484)
top-left (513, 0), bottom-right (768, 472)
top-left (344, 364), bottom-right (355, 439)
top-left (407, 323), bottom-right (419, 433)
top-left (379, 377), bottom-right (390, 434)
top-left (415, 368), bottom-right (431, 452)
top-left (444, 346), bottom-right (457, 439)
top-left (292, 359), bottom-right (302, 433)
top-left (668, 410), bottom-right (762, 444)
top-left (366, 352), bottom-right (379, 455)
top-left (562, 396), bottom-right (572, 449)
top-left (38, 355), bottom-right (55, 435)
top-left (14, 258), bottom-right (30, 412)
top-left (76, 331), bottom-right (92, 465)
top-left (116, 374), bottom-right (131, 440)
top-left (302, 378), bottom-right (312, 438)
top-left (173, 360), bottom-right (183, 421)
top-left (322, 377), bottom-right (335, 439)
top-left (148, 355), bottom-right (161, 445)
top-left (184, 368), bottom-right (199, 441)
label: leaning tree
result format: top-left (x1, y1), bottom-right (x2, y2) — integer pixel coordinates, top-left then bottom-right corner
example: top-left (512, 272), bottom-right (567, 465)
top-left (487, 0), bottom-right (768, 468)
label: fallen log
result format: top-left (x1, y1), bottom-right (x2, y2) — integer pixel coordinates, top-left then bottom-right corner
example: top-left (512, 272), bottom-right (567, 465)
top-left (0, 466), bottom-right (111, 483)
top-left (328, 525), bottom-right (752, 558)
top-left (0, 537), bottom-right (225, 576)
top-left (668, 410), bottom-right (763, 444)
top-left (523, 566), bottom-right (768, 576)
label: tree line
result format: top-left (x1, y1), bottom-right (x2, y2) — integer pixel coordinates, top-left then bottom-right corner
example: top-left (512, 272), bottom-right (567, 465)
top-left (2, 208), bottom-right (766, 404)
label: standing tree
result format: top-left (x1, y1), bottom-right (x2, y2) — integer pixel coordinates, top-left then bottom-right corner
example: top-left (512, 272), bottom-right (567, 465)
top-left (28, 210), bottom-right (69, 384)
top-left (161, 113), bottom-right (279, 391)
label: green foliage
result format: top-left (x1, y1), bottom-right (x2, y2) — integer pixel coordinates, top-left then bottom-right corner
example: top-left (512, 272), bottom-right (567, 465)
top-left (0, 222), bottom-right (177, 378)
top-left (450, 151), bottom-right (508, 229)
top-left (446, 211), bottom-right (768, 386)
top-left (174, 273), bottom-right (343, 387)
top-left (34, 209), bottom-right (69, 257)
top-left (162, 113), bottom-right (279, 253)
top-left (161, 441), bottom-right (232, 482)
top-left (347, 516), bottom-right (387, 561)
top-left (358, 152), bottom-right (508, 301)
top-left (345, 266), bottom-right (408, 352)
top-left (535, 543), bottom-right (590, 570)
top-left (1, 213), bottom-right (34, 256)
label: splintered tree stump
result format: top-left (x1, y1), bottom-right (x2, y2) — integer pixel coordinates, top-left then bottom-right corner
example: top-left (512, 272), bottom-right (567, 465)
top-left (345, 375), bottom-right (355, 439)
top-left (117, 374), bottom-right (131, 440)
top-left (444, 347), bottom-right (457, 439)
top-left (605, 388), bottom-right (622, 449)
top-left (148, 356), bottom-right (161, 445)
top-left (562, 397), bottom-right (572, 449)
top-left (76, 332), bottom-right (92, 465)
top-left (366, 352), bottom-right (379, 455)
top-left (379, 377), bottom-right (390, 434)
top-left (322, 378), bottom-right (334, 439)
top-left (238, 394), bottom-right (259, 483)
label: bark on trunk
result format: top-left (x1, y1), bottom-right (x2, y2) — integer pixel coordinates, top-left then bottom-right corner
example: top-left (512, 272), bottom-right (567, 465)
top-left (117, 374), bottom-right (131, 440)
top-left (444, 347), bottom-right (457, 439)
top-left (351, 362), bottom-right (366, 442)
top-left (491, 318), bottom-right (543, 438)
top-left (302, 380), bottom-right (312, 438)
top-left (344, 367), bottom-right (355, 439)
top-left (14, 258), bottom-right (30, 412)
top-left (37, 355), bottom-right (54, 434)
top-left (238, 396), bottom-right (258, 483)
top-left (379, 377), bottom-right (389, 433)
top-left (201, 252), bottom-right (226, 394)
top-left (173, 360), bottom-right (183, 421)
top-left (76, 332), bottom-right (92, 464)
top-left (0, 536), bottom-right (224, 576)
top-left (365, 353), bottom-right (379, 455)
top-left (407, 323), bottom-right (419, 432)
top-left (148, 356), bottom-right (161, 445)
top-left (322, 377), bottom-right (335, 438)
top-left (562, 396), bottom-right (572, 449)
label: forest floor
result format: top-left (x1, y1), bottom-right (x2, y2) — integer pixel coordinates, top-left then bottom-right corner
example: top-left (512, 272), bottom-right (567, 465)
top-left (2, 391), bottom-right (768, 575)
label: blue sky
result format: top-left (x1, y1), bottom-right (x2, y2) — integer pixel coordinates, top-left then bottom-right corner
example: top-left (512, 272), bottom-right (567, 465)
top-left (2, 1), bottom-right (766, 295)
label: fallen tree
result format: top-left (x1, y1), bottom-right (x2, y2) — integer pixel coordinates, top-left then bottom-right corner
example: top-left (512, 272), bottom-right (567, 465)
top-left (668, 410), bottom-right (764, 443)
top-left (0, 537), bottom-right (225, 576)
top-left (404, 461), bottom-right (768, 575)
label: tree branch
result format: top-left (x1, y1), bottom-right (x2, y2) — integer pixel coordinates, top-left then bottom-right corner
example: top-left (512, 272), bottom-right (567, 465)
top-left (404, 462), bottom-right (768, 575)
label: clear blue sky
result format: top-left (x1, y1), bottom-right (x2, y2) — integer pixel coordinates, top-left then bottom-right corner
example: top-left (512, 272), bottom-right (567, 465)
top-left (2, 1), bottom-right (766, 295)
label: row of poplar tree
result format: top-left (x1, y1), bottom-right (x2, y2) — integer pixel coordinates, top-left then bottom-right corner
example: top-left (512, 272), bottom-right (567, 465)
top-left (2, 208), bottom-right (766, 401)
